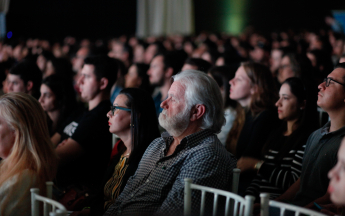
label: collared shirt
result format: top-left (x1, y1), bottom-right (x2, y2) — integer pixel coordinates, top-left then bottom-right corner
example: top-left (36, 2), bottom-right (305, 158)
top-left (104, 129), bottom-right (237, 216)
top-left (293, 121), bottom-right (345, 206)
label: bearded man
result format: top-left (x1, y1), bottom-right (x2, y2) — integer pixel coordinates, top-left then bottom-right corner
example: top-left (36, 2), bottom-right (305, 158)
top-left (104, 70), bottom-right (237, 216)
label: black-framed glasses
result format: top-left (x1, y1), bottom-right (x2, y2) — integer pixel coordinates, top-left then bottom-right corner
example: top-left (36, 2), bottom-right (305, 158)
top-left (323, 77), bottom-right (345, 87)
top-left (110, 105), bottom-right (131, 115)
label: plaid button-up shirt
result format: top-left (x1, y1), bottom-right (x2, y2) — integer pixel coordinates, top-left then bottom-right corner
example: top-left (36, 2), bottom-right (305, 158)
top-left (104, 129), bottom-right (237, 216)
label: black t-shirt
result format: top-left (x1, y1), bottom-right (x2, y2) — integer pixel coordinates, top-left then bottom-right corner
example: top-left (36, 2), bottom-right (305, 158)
top-left (55, 100), bottom-right (112, 190)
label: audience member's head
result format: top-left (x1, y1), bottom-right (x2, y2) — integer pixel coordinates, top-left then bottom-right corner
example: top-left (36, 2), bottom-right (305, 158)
top-left (159, 70), bottom-right (225, 135)
top-left (181, 58), bottom-right (212, 73)
top-left (77, 55), bottom-right (118, 101)
top-left (133, 40), bottom-right (148, 63)
top-left (39, 74), bottom-right (77, 129)
top-left (7, 60), bottom-right (42, 99)
top-left (147, 51), bottom-right (186, 87)
top-left (125, 63), bottom-right (152, 94)
top-left (229, 62), bottom-right (277, 115)
top-left (107, 88), bottom-right (160, 163)
top-left (108, 41), bottom-right (133, 68)
top-left (277, 52), bottom-right (313, 84)
top-left (0, 92), bottom-right (57, 211)
top-left (36, 50), bottom-right (54, 72)
top-left (144, 42), bottom-right (166, 64)
top-left (317, 62), bottom-right (345, 113)
top-left (276, 77), bottom-right (317, 128)
top-left (72, 46), bottom-right (90, 73)
top-left (44, 57), bottom-right (73, 79)
top-left (328, 137), bottom-right (345, 206)
top-left (269, 48), bottom-right (284, 75)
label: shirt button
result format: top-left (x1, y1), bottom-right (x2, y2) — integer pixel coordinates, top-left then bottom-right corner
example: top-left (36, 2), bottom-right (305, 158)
top-left (118, 210), bottom-right (122, 213)
top-left (131, 194), bottom-right (134, 197)
top-left (146, 179), bottom-right (149, 183)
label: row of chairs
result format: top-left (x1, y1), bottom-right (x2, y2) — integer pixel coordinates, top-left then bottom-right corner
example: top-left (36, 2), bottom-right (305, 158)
top-left (184, 172), bottom-right (327, 216)
top-left (31, 182), bottom-right (67, 216)
top-left (30, 170), bottom-right (325, 216)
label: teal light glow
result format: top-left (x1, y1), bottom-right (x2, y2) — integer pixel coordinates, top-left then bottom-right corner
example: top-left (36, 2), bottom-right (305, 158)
top-left (220, 0), bottom-right (247, 35)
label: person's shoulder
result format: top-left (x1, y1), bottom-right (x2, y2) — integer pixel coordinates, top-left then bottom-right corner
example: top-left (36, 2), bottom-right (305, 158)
top-left (189, 134), bottom-right (235, 161)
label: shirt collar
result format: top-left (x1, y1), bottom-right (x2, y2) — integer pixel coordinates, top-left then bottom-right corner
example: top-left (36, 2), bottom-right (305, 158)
top-left (161, 129), bottom-right (215, 151)
top-left (320, 121), bottom-right (345, 136)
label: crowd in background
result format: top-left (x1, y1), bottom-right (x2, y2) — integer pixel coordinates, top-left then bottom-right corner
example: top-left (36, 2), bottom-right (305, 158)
top-left (0, 14), bottom-right (344, 216)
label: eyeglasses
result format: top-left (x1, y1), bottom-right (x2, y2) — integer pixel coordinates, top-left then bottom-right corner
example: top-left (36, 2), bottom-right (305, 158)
top-left (323, 77), bottom-right (345, 87)
top-left (110, 105), bottom-right (131, 115)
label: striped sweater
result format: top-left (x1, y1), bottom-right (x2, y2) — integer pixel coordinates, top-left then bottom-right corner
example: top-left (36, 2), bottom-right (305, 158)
top-left (245, 135), bottom-right (305, 201)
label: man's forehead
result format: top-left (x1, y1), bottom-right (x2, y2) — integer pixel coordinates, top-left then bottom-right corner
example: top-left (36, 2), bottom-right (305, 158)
top-left (7, 74), bottom-right (22, 81)
top-left (82, 64), bottom-right (95, 73)
top-left (329, 67), bottom-right (345, 80)
top-left (169, 81), bottom-right (185, 96)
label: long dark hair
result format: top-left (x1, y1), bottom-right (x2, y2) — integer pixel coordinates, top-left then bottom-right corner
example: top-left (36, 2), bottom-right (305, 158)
top-left (41, 74), bottom-right (77, 129)
top-left (262, 77), bottom-right (318, 160)
top-left (119, 88), bottom-right (160, 164)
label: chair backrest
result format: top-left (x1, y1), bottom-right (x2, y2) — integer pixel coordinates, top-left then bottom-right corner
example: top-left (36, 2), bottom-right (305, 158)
top-left (232, 168), bottom-right (240, 194)
top-left (31, 182), bottom-right (67, 216)
top-left (184, 178), bottom-right (255, 216)
top-left (260, 193), bottom-right (327, 216)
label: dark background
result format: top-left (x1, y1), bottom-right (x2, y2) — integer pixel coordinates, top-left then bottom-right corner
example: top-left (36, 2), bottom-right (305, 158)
top-left (6, 0), bottom-right (345, 40)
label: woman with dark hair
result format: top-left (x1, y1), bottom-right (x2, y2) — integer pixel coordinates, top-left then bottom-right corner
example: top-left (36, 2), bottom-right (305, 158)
top-left (277, 52), bottom-right (315, 87)
top-left (39, 74), bottom-right (77, 135)
top-left (44, 57), bottom-right (73, 79)
top-left (80, 88), bottom-right (160, 216)
top-left (125, 63), bottom-right (153, 95)
top-left (245, 77), bottom-right (318, 201)
top-left (229, 62), bottom-right (280, 194)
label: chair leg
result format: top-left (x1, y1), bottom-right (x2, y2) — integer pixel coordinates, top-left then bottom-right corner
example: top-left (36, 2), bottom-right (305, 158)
top-left (260, 193), bottom-right (269, 216)
top-left (184, 178), bottom-right (192, 216)
top-left (31, 188), bottom-right (40, 216)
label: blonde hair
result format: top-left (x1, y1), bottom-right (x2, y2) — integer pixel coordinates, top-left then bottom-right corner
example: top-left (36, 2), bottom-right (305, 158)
top-left (0, 92), bottom-right (57, 214)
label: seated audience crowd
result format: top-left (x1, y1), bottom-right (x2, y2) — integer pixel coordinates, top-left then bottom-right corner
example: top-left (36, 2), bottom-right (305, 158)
top-left (0, 18), bottom-right (345, 215)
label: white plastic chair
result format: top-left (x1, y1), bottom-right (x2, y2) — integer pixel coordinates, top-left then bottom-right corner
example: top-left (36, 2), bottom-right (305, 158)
top-left (184, 178), bottom-right (255, 216)
top-left (31, 182), bottom-right (67, 216)
top-left (232, 168), bottom-right (241, 194)
top-left (260, 193), bottom-right (327, 216)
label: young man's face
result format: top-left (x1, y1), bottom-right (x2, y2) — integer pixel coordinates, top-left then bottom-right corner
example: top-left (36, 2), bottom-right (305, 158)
top-left (6, 74), bottom-right (27, 93)
top-left (77, 64), bottom-right (101, 102)
top-left (147, 55), bottom-right (165, 87)
top-left (317, 67), bottom-right (345, 111)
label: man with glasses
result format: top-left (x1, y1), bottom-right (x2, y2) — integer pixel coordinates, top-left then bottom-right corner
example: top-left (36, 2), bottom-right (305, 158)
top-left (274, 62), bottom-right (345, 210)
top-left (51, 56), bottom-right (118, 200)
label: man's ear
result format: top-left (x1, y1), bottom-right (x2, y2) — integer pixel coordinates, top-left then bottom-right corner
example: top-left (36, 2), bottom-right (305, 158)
top-left (26, 81), bottom-right (33, 92)
top-left (99, 77), bottom-right (109, 90)
top-left (190, 104), bottom-right (206, 122)
top-left (165, 67), bottom-right (174, 79)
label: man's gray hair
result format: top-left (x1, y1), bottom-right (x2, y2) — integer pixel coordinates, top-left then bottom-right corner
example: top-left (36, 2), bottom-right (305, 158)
top-left (173, 69), bottom-right (225, 133)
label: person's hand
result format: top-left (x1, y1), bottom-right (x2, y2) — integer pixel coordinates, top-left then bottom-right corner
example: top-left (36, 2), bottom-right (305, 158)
top-left (56, 139), bottom-right (68, 149)
top-left (320, 203), bottom-right (344, 216)
top-left (237, 157), bottom-right (260, 172)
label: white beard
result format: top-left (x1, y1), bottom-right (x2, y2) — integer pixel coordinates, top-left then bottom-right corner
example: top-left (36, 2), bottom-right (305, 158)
top-left (158, 107), bottom-right (190, 137)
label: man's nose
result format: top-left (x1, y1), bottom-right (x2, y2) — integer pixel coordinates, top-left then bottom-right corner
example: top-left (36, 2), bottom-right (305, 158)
top-left (318, 81), bottom-right (326, 91)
